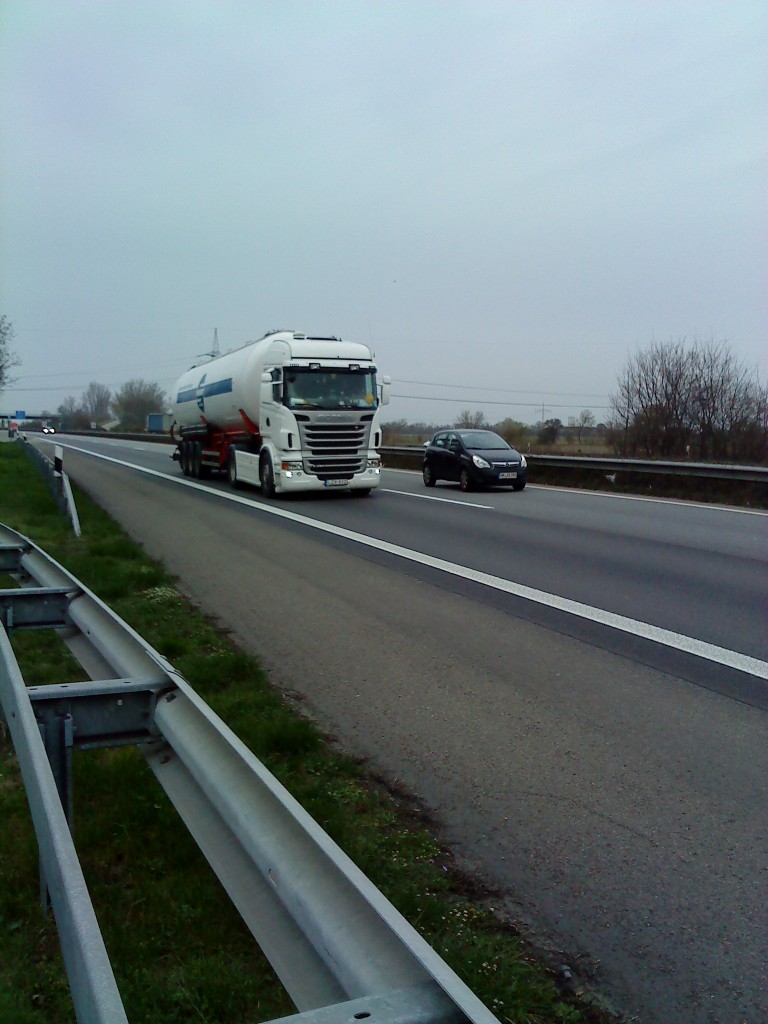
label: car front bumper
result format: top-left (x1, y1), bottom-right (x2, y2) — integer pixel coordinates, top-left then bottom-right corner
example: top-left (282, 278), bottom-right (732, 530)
top-left (471, 466), bottom-right (526, 487)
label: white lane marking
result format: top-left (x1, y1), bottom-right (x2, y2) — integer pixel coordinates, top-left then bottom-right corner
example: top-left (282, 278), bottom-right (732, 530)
top-left (382, 488), bottom-right (493, 509)
top-left (384, 468), bottom-right (768, 516)
top-left (59, 442), bottom-right (768, 680)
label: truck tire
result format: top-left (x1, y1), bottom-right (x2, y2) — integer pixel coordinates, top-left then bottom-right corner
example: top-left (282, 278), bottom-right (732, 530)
top-left (260, 454), bottom-right (276, 497)
top-left (227, 450), bottom-right (242, 490)
top-left (190, 442), bottom-right (210, 480)
top-left (181, 442), bottom-right (192, 477)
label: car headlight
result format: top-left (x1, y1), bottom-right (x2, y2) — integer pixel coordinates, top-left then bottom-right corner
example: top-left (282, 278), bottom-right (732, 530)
top-left (520, 455), bottom-right (527, 468)
top-left (472, 455), bottom-right (491, 469)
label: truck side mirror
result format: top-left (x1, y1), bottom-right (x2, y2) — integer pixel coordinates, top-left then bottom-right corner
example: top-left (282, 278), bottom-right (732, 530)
top-left (380, 376), bottom-right (391, 407)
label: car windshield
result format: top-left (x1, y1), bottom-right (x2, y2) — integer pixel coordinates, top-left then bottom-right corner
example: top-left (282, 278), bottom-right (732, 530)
top-left (283, 369), bottom-right (378, 410)
top-left (458, 430), bottom-right (512, 450)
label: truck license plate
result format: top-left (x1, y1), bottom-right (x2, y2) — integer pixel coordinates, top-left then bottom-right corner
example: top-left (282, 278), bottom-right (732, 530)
top-left (324, 478), bottom-right (348, 487)
top-left (499, 472), bottom-right (517, 479)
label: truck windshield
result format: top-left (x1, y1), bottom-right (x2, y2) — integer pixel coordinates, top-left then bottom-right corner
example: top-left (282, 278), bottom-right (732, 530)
top-left (284, 369), bottom-right (378, 410)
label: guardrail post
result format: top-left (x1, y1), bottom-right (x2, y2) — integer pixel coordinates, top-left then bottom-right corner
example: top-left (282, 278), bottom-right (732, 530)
top-left (0, 623), bottom-right (129, 1023)
top-left (21, 440), bottom-right (82, 536)
top-left (37, 711), bottom-right (75, 911)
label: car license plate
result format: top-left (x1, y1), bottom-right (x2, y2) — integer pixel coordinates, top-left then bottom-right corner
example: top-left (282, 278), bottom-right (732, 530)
top-left (499, 471), bottom-right (517, 479)
top-left (324, 478), bottom-right (348, 487)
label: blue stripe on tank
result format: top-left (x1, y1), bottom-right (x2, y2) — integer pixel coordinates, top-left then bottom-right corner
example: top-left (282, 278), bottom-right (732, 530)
top-left (204, 377), bottom-right (233, 398)
top-left (176, 377), bottom-right (234, 404)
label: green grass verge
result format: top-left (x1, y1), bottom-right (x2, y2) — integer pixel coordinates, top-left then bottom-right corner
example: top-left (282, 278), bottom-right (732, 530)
top-left (0, 444), bottom-right (595, 1023)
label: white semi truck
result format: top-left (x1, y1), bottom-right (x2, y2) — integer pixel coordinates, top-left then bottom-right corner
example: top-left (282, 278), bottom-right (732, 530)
top-left (171, 330), bottom-right (389, 496)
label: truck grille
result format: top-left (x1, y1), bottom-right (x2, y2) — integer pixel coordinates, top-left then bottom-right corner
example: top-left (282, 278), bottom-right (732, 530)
top-left (300, 420), bottom-right (370, 478)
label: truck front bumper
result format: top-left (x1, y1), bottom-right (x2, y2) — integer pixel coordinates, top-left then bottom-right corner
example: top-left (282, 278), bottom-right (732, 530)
top-left (275, 464), bottom-right (382, 493)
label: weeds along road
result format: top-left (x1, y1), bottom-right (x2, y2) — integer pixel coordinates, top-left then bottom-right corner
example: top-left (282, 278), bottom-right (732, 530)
top-left (42, 436), bottom-right (768, 1024)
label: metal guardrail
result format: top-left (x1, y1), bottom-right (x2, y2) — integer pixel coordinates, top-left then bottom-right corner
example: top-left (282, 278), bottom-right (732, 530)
top-left (381, 446), bottom-right (768, 484)
top-left (34, 431), bottom-right (768, 487)
top-left (0, 522), bottom-right (497, 1024)
top-left (20, 438), bottom-right (82, 535)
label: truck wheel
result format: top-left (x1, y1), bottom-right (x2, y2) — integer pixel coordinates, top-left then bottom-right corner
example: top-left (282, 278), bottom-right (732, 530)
top-left (260, 454), bottom-right (276, 497)
top-left (227, 451), bottom-right (242, 490)
top-left (190, 442), bottom-right (210, 480)
top-left (181, 442), bottom-right (192, 476)
top-left (351, 488), bottom-right (372, 497)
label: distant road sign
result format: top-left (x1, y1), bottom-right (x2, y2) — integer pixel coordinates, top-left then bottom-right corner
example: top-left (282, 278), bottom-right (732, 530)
top-left (15, 410), bottom-right (26, 420)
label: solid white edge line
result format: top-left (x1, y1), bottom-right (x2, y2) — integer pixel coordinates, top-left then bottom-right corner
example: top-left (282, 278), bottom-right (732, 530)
top-left (60, 442), bottom-right (768, 681)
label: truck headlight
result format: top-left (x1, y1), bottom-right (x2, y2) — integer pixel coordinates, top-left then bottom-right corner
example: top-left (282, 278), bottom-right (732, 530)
top-left (367, 458), bottom-right (381, 468)
top-left (281, 460), bottom-right (303, 471)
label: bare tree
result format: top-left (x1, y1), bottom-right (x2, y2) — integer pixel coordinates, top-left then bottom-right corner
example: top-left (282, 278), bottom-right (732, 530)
top-left (688, 340), bottom-right (757, 460)
top-left (81, 381), bottom-right (112, 424)
top-left (112, 379), bottom-right (167, 431)
top-left (455, 409), bottom-right (486, 428)
top-left (611, 340), bottom-right (693, 457)
top-left (0, 315), bottom-right (21, 394)
top-left (576, 409), bottom-right (595, 443)
top-left (611, 338), bottom-right (766, 462)
top-left (57, 395), bottom-right (90, 430)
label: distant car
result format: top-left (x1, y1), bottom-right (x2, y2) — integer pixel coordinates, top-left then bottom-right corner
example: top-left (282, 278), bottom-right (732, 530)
top-left (42, 426), bottom-right (56, 434)
top-left (422, 429), bottom-right (527, 492)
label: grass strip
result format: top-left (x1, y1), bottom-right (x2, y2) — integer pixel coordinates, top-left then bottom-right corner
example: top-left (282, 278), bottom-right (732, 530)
top-left (0, 443), bottom-right (595, 1023)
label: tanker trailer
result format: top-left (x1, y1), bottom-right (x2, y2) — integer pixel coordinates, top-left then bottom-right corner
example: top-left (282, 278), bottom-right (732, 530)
top-left (171, 330), bottom-right (389, 496)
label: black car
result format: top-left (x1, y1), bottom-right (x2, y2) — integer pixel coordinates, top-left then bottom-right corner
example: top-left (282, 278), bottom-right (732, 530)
top-left (422, 429), bottom-right (527, 492)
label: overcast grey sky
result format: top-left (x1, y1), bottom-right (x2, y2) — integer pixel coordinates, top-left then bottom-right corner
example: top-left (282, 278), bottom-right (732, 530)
top-left (1, 1), bottom-right (766, 426)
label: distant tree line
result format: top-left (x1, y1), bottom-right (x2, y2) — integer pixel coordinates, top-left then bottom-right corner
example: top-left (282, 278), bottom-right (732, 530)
top-left (55, 379), bottom-right (167, 432)
top-left (3, 314), bottom-right (764, 463)
top-left (0, 315), bottom-right (169, 430)
top-left (609, 339), bottom-right (767, 463)
top-left (385, 339), bottom-right (767, 465)
top-left (383, 411), bottom-right (600, 449)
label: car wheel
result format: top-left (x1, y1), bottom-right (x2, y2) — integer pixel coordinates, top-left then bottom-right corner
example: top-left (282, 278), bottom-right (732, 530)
top-left (459, 468), bottom-right (473, 492)
top-left (260, 454), bottom-right (276, 497)
top-left (512, 478), bottom-right (526, 491)
top-left (423, 462), bottom-right (436, 487)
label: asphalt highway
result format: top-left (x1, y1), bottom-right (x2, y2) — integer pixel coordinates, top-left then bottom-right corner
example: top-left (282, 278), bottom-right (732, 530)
top-left (32, 436), bottom-right (768, 1024)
